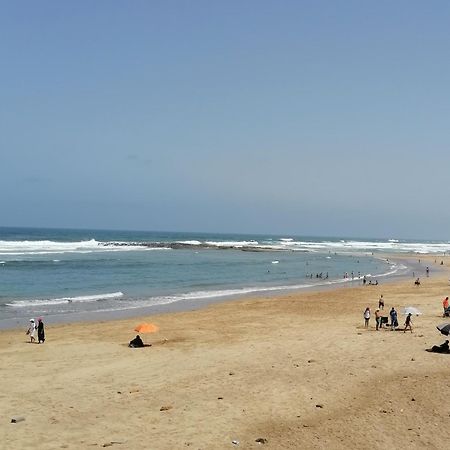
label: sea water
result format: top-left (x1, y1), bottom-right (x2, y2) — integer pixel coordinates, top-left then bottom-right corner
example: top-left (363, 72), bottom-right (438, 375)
top-left (1, 227), bottom-right (446, 327)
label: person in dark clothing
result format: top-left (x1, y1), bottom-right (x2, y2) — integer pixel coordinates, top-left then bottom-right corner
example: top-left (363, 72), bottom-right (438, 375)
top-left (429, 340), bottom-right (450, 353)
top-left (37, 318), bottom-right (45, 344)
top-left (404, 313), bottom-right (413, 333)
top-left (390, 307), bottom-right (398, 330)
top-left (129, 335), bottom-right (144, 348)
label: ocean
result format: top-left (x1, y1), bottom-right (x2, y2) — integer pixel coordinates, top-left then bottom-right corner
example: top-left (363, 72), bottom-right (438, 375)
top-left (1, 227), bottom-right (446, 328)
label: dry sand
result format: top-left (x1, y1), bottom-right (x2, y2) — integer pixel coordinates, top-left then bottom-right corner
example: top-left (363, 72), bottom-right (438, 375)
top-left (1, 263), bottom-right (450, 449)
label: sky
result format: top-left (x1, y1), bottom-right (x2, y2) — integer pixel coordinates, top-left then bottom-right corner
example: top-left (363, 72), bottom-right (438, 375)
top-left (1, 1), bottom-right (450, 239)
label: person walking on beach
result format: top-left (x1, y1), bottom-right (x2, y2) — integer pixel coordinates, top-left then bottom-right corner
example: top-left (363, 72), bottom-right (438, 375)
top-left (390, 307), bottom-right (398, 331)
top-left (378, 295), bottom-right (384, 310)
top-left (443, 296), bottom-right (449, 317)
top-left (375, 308), bottom-right (382, 330)
top-left (26, 319), bottom-right (37, 343)
top-left (404, 313), bottom-right (413, 333)
top-left (364, 307), bottom-right (371, 328)
top-left (37, 318), bottom-right (45, 344)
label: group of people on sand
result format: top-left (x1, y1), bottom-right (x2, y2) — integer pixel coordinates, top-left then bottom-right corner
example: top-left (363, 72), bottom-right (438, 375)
top-left (363, 292), bottom-right (450, 352)
top-left (363, 296), bottom-right (412, 333)
top-left (25, 316), bottom-right (150, 348)
top-left (26, 318), bottom-right (45, 344)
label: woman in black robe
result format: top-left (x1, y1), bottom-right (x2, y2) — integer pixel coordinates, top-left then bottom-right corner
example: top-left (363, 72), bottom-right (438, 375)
top-left (37, 318), bottom-right (45, 344)
top-left (129, 335), bottom-right (144, 348)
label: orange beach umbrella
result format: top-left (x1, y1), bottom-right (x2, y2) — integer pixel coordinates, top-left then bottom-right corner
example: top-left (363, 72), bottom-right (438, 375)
top-left (134, 323), bottom-right (159, 334)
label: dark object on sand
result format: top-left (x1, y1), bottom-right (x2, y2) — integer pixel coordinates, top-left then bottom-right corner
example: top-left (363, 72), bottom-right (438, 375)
top-left (437, 323), bottom-right (450, 336)
top-left (426, 340), bottom-right (450, 354)
top-left (129, 335), bottom-right (144, 348)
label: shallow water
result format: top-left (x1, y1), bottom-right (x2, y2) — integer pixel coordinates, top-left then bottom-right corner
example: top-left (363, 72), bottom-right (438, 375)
top-left (2, 227), bottom-right (442, 326)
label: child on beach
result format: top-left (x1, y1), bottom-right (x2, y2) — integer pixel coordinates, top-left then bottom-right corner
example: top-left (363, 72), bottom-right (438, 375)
top-left (363, 307), bottom-right (370, 328)
top-left (404, 313), bottom-right (413, 333)
top-left (378, 295), bottom-right (384, 310)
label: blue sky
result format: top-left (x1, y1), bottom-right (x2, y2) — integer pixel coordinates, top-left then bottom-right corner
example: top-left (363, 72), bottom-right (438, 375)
top-left (1, 1), bottom-right (450, 239)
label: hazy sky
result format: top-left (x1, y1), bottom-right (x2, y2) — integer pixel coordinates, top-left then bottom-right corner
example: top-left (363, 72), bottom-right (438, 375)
top-left (2, 1), bottom-right (450, 239)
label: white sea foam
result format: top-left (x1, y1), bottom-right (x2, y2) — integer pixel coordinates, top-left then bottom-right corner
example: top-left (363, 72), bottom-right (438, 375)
top-left (0, 239), bottom-right (147, 256)
top-left (3, 237), bottom-right (449, 255)
top-left (205, 240), bottom-right (260, 248)
top-left (6, 292), bottom-right (124, 308)
top-left (267, 239), bottom-right (450, 254)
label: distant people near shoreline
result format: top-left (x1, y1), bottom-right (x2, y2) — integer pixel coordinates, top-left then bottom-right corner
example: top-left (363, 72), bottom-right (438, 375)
top-left (414, 278), bottom-right (420, 286)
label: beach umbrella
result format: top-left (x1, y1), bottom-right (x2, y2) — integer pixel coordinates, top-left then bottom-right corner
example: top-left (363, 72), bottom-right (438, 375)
top-left (437, 323), bottom-right (450, 336)
top-left (134, 323), bottom-right (159, 333)
top-left (403, 306), bottom-right (422, 316)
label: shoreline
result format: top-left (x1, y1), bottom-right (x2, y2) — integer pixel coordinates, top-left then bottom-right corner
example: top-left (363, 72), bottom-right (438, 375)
top-left (0, 253), bottom-right (426, 331)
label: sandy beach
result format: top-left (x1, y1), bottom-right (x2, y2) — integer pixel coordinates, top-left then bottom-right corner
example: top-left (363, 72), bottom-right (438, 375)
top-left (1, 258), bottom-right (450, 449)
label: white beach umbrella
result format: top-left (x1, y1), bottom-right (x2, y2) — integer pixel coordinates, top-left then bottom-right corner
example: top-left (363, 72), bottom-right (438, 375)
top-left (403, 306), bottom-right (422, 316)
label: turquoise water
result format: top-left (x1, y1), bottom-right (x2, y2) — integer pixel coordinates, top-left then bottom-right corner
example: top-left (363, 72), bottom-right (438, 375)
top-left (1, 227), bottom-right (439, 326)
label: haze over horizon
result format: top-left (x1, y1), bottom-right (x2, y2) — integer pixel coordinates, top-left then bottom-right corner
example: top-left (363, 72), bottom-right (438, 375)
top-left (2, 1), bottom-right (450, 240)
